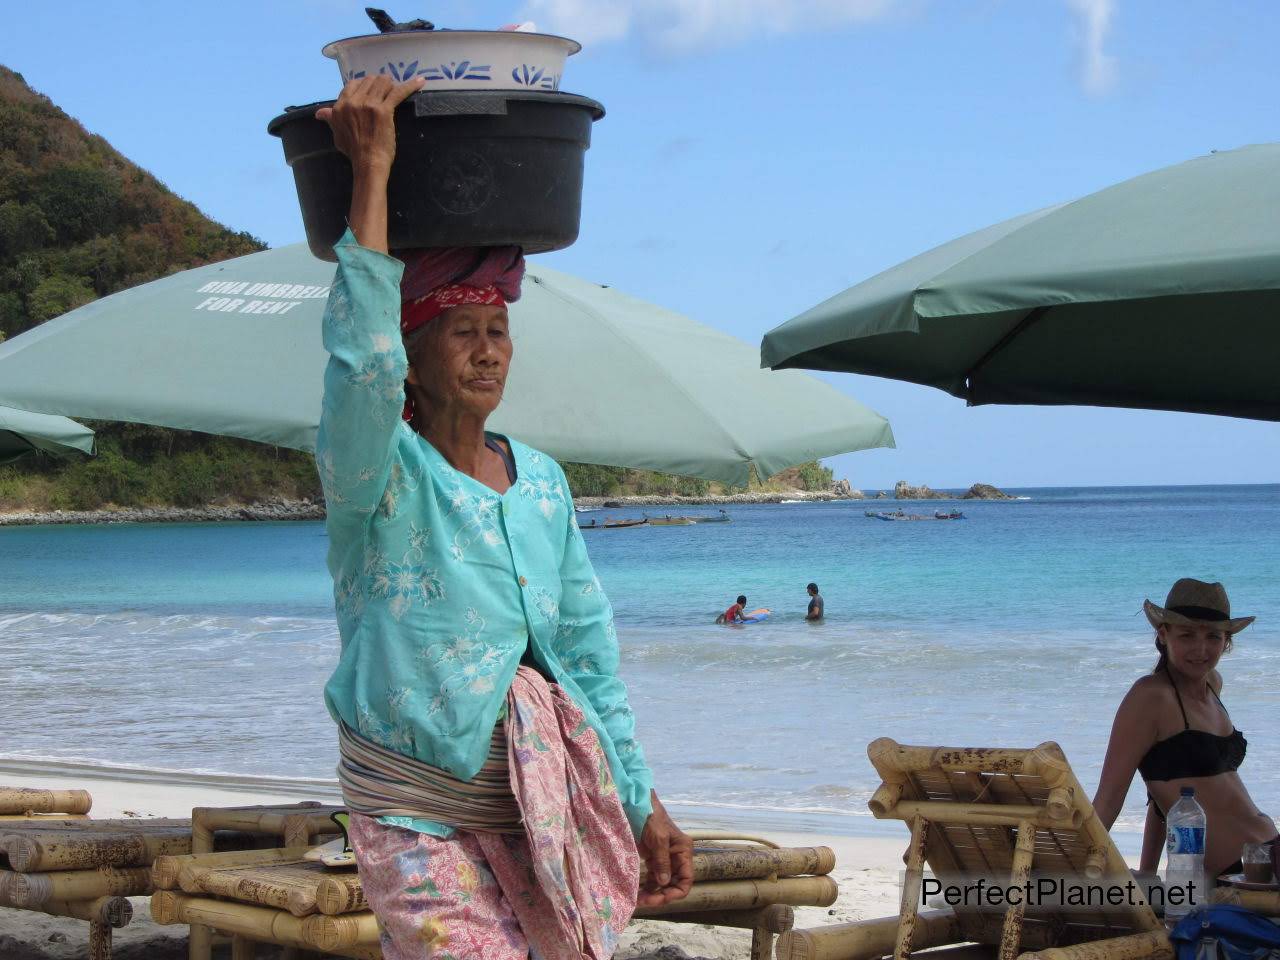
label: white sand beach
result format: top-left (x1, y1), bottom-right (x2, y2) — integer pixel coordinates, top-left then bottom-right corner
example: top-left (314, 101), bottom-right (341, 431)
top-left (0, 766), bottom-right (908, 959)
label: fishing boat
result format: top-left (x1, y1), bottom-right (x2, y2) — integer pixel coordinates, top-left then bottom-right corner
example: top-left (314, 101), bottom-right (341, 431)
top-left (866, 509), bottom-right (966, 522)
top-left (645, 509), bottom-right (731, 525)
top-left (866, 510), bottom-right (904, 521)
top-left (688, 510), bottom-right (732, 524)
top-left (577, 517), bottom-right (648, 530)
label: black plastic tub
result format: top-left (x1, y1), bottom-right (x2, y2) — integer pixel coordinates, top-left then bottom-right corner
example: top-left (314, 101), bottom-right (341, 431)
top-left (269, 90), bottom-right (605, 261)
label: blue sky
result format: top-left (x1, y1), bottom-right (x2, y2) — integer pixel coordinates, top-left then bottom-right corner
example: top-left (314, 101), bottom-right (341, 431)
top-left (4, 1), bottom-right (1278, 489)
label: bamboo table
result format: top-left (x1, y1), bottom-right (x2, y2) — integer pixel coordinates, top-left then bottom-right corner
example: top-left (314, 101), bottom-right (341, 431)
top-left (187, 802), bottom-right (344, 960)
top-left (152, 838), bottom-right (837, 959)
top-left (1209, 886), bottom-right (1280, 915)
top-left (0, 808), bottom-right (274, 960)
top-left (0, 786), bottom-right (92, 818)
top-left (0, 814), bottom-right (191, 960)
top-left (0, 887), bottom-right (134, 959)
top-left (191, 802), bottom-right (344, 855)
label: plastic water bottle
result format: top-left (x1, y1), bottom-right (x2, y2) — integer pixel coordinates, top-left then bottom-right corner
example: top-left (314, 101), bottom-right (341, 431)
top-left (1165, 786), bottom-right (1206, 922)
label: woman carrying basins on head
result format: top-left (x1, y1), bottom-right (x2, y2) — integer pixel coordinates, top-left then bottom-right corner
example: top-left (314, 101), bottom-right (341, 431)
top-left (314, 75), bottom-right (692, 959)
top-left (1092, 578), bottom-right (1276, 880)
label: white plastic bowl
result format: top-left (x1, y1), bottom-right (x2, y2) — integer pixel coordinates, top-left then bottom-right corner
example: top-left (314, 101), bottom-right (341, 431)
top-left (323, 30), bottom-right (581, 92)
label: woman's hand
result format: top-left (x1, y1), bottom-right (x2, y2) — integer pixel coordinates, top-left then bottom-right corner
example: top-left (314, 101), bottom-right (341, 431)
top-left (637, 792), bottom-right (694, 906)
top-left (316, 75), bottom-right (425, 253)
top-left (316, 74), bottom-right (424, 175)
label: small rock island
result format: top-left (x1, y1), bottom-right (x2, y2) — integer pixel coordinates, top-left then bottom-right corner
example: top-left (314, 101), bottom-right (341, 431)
top-left (889, 481), bottom-right (1014, 501)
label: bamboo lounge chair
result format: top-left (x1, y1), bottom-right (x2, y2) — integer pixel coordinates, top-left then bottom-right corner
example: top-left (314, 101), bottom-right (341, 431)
top-left (777, 740), bottom-right (1173, 960)
top-left (151, 833), bottom-right (838, 959)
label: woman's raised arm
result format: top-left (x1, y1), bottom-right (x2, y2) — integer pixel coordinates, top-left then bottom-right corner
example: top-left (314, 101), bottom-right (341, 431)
top-left (314, 76), bottom-right (426, 532)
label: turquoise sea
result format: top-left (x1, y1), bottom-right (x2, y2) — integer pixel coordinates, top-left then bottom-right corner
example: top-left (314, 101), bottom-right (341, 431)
top-left (2, 484), bottom-right (1277, 844)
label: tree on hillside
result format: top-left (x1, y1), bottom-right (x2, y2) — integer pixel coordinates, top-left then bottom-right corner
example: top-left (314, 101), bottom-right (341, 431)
top-left (0, 65), bottom-right (263, 340)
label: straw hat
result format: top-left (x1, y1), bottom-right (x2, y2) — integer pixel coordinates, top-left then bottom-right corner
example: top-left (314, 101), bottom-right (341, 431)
top-left (1144, 578), bottom-right (1254, 633)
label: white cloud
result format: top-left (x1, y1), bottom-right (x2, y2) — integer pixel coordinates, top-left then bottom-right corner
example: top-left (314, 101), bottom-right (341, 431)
top-left (522, 0), bottom-right (898, 52)
top-left (1065, 0), bottom-right (1117, 95)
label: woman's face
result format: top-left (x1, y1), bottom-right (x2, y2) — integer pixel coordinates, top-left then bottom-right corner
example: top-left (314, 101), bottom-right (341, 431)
top-left (1159, 622), bottom-right (1228, 679)
top-left (406, 305), bottom-right (512, 420)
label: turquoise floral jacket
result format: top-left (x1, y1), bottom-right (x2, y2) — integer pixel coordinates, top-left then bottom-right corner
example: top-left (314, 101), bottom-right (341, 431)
top-left (317, 231), bottom-right (654, 839)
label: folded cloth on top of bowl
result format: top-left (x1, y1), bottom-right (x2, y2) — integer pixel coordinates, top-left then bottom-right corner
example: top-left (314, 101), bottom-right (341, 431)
top-left (365, 7), bottom-right (435, 33)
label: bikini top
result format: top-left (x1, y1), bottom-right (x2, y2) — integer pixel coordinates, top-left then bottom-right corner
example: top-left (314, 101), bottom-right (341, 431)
top-left (1138, 665), bottom-right (1247, 782)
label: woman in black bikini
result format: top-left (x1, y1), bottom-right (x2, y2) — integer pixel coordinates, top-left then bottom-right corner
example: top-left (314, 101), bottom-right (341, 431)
top-left (1092, 579), bottom-right (1276, 878)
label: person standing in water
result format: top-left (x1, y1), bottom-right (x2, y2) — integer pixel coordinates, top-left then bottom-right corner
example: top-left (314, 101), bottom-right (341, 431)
top-left (805, 583), bottom-right (824, 621)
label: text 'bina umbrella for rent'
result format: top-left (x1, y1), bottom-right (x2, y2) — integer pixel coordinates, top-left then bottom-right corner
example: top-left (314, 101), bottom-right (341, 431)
top-left (761, 143), bottom-right (1280, 421)
top-left (0, 406), bottom-right (94, 466)
top-left (0, 245), bottom-right (893, 485)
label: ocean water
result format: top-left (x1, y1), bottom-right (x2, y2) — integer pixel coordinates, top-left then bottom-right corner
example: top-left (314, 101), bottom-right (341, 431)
top-left (2, 484), bottom-right (1277, 846)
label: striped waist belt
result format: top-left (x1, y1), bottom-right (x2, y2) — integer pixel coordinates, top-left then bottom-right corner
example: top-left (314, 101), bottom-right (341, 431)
top-left (336, 721), bottom-right (523, 834)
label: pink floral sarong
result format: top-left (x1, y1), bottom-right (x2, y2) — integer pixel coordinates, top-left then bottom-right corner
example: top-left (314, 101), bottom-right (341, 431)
top-left (350, 667), bottom-right (641, 959)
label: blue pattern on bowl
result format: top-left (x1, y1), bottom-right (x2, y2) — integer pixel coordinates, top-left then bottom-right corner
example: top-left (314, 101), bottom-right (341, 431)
top-left (341, 60), bottom-right (494, 83)
top-left (511, 64), bottom-right (561, 90)
top-left (423, 61), bottom-right (493, 82)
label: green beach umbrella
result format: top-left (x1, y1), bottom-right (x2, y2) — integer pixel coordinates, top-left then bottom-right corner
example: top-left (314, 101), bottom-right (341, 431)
top-left (0, 406), bottom-right (94, 465)
top-left (0, 246), bottom-right (892, 485)
top-left (761, 143), bottom-right (1280, 421)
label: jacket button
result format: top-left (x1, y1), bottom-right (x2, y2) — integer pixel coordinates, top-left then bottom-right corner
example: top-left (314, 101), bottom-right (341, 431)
top-left (519, 576), bottom-right (528, 587)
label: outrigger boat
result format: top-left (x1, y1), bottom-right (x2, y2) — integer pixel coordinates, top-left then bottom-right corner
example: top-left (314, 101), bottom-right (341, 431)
top-left (577, 517), bottom-right (649, 530)
top-left (865, 509), bottom-right (965, 522)
top-left (644, 509), bottom-right (732, 525)
top-left (688, 510), bottom-right (732, 524)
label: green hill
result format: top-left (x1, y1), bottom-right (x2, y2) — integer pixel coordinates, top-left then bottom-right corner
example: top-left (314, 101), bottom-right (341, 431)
top-left (0, 65), bottom-right (834, 513)
top-left (0, 64), bottom-right (321, 511)
top-left (0, 66), bottom-right (263, 339)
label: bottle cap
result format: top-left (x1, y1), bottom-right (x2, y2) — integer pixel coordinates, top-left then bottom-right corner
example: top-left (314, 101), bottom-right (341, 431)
top-left (1180, 786), bottom-right (1195, 797)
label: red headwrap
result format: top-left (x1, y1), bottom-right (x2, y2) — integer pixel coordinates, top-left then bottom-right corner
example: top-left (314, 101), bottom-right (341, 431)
top-left (398, 246), bottom-right (526, 422)
top-left (401, 283), bottom-right (508, 338)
